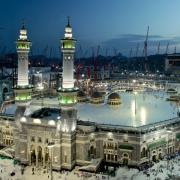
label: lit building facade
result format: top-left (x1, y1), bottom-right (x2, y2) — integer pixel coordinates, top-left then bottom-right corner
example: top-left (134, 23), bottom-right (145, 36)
top-left (0, 21), bottom-right (179, 172)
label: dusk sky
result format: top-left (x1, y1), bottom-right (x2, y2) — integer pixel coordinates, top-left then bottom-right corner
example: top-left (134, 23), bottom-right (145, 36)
top-left (1, 0), bottom-right (180, 57)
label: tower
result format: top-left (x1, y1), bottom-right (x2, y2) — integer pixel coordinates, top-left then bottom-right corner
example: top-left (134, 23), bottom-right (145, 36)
top-left (14, 24), bottom-right (32, 162)
top-left (57, 17), bottom-right (78, 169)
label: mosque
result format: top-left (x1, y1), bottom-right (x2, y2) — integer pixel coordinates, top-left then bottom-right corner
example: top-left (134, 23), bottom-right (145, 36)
top-left (0, 19), bottom-right (179, 172)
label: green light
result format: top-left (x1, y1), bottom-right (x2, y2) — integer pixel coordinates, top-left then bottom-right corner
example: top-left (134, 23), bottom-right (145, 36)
top-left (15, 95), bottom-right (31, 101)
top-left (63, 40), bottom-right (75, 49)
top-left (59, 95), bottom-right (76, 104)
top-left (67, 99), bottom-right (73, 104)
top-left (17, 43), bottom-right (30, 50)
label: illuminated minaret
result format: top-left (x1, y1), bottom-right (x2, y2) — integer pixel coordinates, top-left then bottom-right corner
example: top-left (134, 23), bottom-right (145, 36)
top-left (14, 23), bottom-right (32, 162)
top-left (58, 17), bottom-right (77, 133)
top-left (14, 23), bottom-right (32, 128)
top-left (57, 18), bottom-right (77, 170)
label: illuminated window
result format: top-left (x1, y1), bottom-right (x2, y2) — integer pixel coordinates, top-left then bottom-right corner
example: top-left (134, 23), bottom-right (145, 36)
top-left (38, 137), bottom-right (42, 143)
top-left (45, 138), bottom-right (49, 144)
top-left (108, 154), bottom-right (110, 160)
top-left (31, 136), bottom-right (35, 142)
top-left (65, 155), bottom-right (67, 163)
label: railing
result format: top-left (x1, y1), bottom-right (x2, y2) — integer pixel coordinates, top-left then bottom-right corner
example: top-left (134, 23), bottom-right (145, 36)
top-left (0, 99), bottom-right (15, 113)
top-left (78, 117), bottom-right (180, 133)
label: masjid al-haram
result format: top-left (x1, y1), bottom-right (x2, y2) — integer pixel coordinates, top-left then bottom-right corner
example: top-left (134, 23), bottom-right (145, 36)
top-left (0, 16), bottom-right (179, 179)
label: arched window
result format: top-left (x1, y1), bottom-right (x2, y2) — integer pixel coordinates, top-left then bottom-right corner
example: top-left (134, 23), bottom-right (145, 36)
top-left (141, 147), bottom-right (147, 158)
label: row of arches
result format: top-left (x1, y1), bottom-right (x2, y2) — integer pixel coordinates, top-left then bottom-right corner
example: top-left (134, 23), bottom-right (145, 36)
top-left (30, 145), bottom-right (50, 166)
top-left (104, 153), bottom-right (129, 165)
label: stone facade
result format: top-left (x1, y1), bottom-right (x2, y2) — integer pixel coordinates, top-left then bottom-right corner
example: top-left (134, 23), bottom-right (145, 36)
top-left (0, 114), bottom-right (179, 170)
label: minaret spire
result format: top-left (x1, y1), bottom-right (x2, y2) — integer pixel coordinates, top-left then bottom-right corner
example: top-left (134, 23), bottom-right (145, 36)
top-left (67, 16), bottom-right (71, 27)
top-left (22, 19), bottom-right (25, 29)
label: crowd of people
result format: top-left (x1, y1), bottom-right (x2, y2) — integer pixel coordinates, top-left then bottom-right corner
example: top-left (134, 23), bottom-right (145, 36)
top-left (0, 155), bottom-right (179, 180)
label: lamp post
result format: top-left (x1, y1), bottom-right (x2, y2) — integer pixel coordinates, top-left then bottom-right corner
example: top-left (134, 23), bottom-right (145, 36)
top-left (134, 91), bottom-right (137, 115)
top-left (39, 85), bottom-right (44, 108)
top-left (48, 142), bottom-right (55, 180)
top-left (166, 129), bottom-right (172, 170)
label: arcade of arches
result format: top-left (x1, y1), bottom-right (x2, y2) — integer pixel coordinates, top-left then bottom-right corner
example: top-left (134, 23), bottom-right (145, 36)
top-left (30, 145), bottom-right (50, 166)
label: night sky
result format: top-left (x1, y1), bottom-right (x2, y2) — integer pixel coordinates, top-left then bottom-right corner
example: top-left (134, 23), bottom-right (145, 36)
top-left (1, 0), bottom-right (180, 57)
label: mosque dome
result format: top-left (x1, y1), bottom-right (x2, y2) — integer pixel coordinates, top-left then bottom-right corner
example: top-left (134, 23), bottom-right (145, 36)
top-left (108, 93), bottom-right (121, 105)
top-left (90, 91), bottom-right (104, 104)
top-left (77, 91), bottom-right (87, 103)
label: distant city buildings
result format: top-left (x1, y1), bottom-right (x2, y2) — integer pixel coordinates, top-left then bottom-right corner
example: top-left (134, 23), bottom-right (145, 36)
top-left (165, 54), bottom-right (180, 76)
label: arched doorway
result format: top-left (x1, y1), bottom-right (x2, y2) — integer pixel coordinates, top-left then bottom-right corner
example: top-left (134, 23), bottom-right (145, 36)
top-left (37, 146), bottom-right (43, 166)
top-left (141, 147), bottom-right (147, 158)
top-left (89, 146), bottom-right (96, 159)
top-left (122, 153), bottom-right (129, 166)
top-left (30, 145), bottom-right (36, 165)
top-left (44, 147), bottom-right (49, 165)
top-left (158, 153), bottom-right (162, 160)
top-left (152, 155), bottom-right (157, 162)
top-left (3, 87), bottom-right (8, 101)
top-left (89, 146), bottom-right (94, 158)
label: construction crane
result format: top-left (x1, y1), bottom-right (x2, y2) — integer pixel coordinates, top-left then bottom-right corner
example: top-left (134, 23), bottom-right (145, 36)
top-left (174, 46), bottom-right (176, 54)
top-left (144, 26), bottom-right (149, 72)
top-left (113, 48), bottom-right (118, 57)
top-left (129, 48), bottom-right (133, 58)
top-left (144, 26), bottom-right (149, 60)
top-left (76, 45), bottom-right (84, 80)
top-left (157, 42), bottom-right (160, 55)
top-left (105, 48), bottom-right (108, 57)
top-left (135, 43), bottom-right (139, 57)
top-left (42, 45), bottom-right (48, 57)
top-left (165, 42), bottom-right (169, 55)
top-left (94, 45), bottom-right (100, 80)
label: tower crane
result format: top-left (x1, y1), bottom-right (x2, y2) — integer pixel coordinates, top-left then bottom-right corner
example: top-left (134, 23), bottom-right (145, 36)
top-left (129, 48), bottom-right (133, 58)
top-left (135, 43), bottom-right (139, 57)
top-left (144, 26), bottom-right (149, 60)
top-left (157, 42), bottom-right (160, 55)
top-left (165, 42), bottom-right (169, 55)
top-left (105, 48), bottom-right (108, 57)
top-left (174, 46), bottom-right (176, 54)
top-left (114, 48), bottom-right (118, 57)
top-left (42, 45), bottom-right (48, 57)
top-left (76, 45), bottom-right (84, 81)
top-left (144, 26), bottom-right (149, 72)
top-left (94, 45), bottom-right (100, 80)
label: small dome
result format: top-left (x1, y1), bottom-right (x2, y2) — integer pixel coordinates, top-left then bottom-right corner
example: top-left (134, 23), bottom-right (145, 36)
top-left (108, 93), bottom-right (120, 100)
top-left (77, 90), bottom-right (87, 103)
top-left (90, 91), bottom-right (104, 104)
top-left (91, 91), bottom-right (103, 98)
top-left (77, 91), bottom-right (86, 97)
top-left (108, 92), bottom-right (121, 105)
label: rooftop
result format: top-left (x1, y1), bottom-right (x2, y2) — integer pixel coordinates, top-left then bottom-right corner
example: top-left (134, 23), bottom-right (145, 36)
top-left (2, 91), bottom-right (179, 128)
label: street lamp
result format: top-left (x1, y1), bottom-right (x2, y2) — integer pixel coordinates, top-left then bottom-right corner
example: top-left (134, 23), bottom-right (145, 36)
top-left (166, 128), bottom-right (172, 170)
top-left (47, 142), bottom-right (55, 180)
top-left (134, 91), bottom-right (137, 115)
top-left (39, 85), bottom-right (44, 108)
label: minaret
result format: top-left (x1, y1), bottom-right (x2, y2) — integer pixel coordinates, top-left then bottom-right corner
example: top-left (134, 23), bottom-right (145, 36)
top-left (14, 23), bottom-right (32, 163)
top-left (14, 23), bottom-right (32, 127)
top-left (57, 17), bottom-right (78, 170)
top-left (58, 17), bottom-right (77, 133)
